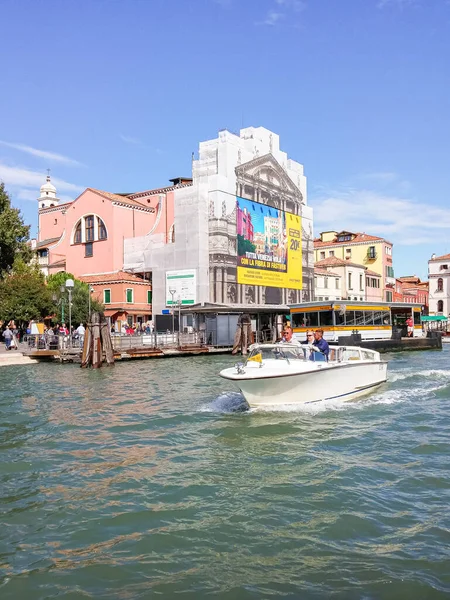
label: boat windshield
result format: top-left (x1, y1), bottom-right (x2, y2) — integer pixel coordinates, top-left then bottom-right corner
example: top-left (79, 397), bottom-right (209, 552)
top-left (242, 344), bottom-right (373, 365)
top-left (244, 344), bottom-right (309, 365)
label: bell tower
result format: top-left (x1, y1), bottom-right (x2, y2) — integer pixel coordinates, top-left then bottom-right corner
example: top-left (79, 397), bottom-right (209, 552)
top-left (38, 170), bottom-right (59, 209)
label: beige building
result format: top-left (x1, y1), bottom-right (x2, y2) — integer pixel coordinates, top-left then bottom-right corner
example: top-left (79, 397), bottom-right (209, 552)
top-left (314, 257), bottom-right (366, 301)
top-left (314, 267), bottom-right (342, 301)
top-left (314, 230), bottom-right (394, 301)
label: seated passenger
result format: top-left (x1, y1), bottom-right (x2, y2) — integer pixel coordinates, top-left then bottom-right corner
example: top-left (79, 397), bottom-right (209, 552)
top-left (281, 321), bottom-right (293, 343)
top-left (309, 328), bottom-right (330, 362)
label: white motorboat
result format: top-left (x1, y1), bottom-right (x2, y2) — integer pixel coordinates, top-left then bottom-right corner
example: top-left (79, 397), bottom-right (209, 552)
top-left (219, 343), bottom-right (388, 408)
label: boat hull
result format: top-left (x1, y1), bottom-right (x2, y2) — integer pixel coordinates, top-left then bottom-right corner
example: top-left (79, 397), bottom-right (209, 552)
top-left (222, 362), bottom-right (387, 407)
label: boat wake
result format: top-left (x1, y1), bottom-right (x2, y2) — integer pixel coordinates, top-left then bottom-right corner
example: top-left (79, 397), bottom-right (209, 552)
top-left (202, 391), bottom-right (250, 413)
top-left (389, 369), bottom-right (450, 383)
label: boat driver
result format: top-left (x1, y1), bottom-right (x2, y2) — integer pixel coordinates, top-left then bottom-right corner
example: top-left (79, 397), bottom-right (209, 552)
top-left (309, 328), bottom-right (330, 361)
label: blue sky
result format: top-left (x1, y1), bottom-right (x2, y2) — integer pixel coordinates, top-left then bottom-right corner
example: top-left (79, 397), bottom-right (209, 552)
top-left (1, 0), bottom-right (450, 279)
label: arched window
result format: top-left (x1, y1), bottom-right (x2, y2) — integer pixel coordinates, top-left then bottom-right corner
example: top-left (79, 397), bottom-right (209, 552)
top-left (437, 278), bottom-right (443, 292)
top-left (99, 218), bottom-right (107, 240)
top-left (74, 221), bottom-right (82, 244)
top-left (85, 216), bottom-right (94, 242)
top-left (72, 215), bottom-right (107, 245)
top-left (438, 300), bottom-right (444, 313)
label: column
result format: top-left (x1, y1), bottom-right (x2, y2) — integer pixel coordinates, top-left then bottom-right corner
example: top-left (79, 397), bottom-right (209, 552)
top-left (215, 267), bottom-right (221, 303)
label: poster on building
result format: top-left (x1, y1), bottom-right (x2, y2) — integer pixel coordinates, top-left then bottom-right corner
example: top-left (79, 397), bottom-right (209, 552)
top-left (236, 197), bottom-right (302, 290)
top-left (165, 270), bottom-right (197, 306)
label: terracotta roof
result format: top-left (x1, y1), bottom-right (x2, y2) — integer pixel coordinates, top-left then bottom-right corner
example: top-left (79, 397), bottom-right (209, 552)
top-left (79, 271), bottom-right (150, 285)
top-left (127, 181), bottom-right (193, 200)
top-left (39, 202), bottom-right (72, 212)
top-left (315, 256), bottom-right (367, 270)
top-left (87, 188), bottom-right (152, 210)
top-left (429, 253), bottom-right (450, 262)
top-left (314, 267), bottom-right (340, 276)
top-left (48, 259), bottom-right (66, 268)
top-left (314, 232), bottom-right (388, 248)
top-left (365, 269), bottom-right (381, 277)
top-left (36, 236), bottom-right (61, 248)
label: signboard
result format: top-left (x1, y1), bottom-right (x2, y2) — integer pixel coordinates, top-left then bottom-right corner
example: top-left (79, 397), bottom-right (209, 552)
top-left (166, 269), bottom-right (197, 306)
top-left (236, 197), bottom-right (302, 290)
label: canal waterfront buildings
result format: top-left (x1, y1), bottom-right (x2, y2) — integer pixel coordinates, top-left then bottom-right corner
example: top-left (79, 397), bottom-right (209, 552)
top-left (35, 127), bottom-right (314, 332)
top-left (314, 231), bottom-right (394, 302)
top-left (428, 253), bottom-right (450, 316)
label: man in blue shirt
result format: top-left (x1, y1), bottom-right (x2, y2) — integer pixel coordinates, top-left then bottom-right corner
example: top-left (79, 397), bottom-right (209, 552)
top-left (309, 328), bottom-right (330, 361)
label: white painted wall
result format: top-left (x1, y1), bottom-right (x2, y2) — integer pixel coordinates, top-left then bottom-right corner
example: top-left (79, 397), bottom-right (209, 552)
top-left (428, 257), bottom-right (450, 315)
top-left (314, 274), bottom-right (342, 301)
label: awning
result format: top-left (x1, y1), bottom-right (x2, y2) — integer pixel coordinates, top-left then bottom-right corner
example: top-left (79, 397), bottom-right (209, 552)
top-left (421, 315), bottom-right (448, 322)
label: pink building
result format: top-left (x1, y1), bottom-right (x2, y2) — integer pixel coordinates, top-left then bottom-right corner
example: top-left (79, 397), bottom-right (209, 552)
top-left (36, 175), bottom-right (190, 326)
top-left (236, 204), bottom-right (254, 241)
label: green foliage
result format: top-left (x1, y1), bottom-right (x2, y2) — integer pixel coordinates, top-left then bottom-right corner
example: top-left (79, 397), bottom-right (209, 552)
top-left (0, 182), bottom-right (32, 277)
top-left (237, 234), bottom-right (256, 256)
top-left (0, 260), bottom-right (52, 324)
top-left (47, 272), bottom-right (104, 326)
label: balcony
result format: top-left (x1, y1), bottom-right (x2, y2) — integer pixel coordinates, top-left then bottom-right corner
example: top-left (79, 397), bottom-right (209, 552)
top-left (385, 276), bottom-right (396, 286)
top-left (366, 249), bottom-right (377, 260)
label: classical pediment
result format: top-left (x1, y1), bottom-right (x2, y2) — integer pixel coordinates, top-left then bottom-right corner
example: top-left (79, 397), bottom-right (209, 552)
top-left (235, 153), bottom-right (301, 197)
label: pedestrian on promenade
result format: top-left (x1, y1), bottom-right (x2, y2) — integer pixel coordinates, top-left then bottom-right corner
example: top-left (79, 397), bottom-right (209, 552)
top-left (2, 326), bottom-right (13, 350)
top-left (406, 316), bottom-right (414, 337)
top-left (76, 323), bottom-right (85, 346)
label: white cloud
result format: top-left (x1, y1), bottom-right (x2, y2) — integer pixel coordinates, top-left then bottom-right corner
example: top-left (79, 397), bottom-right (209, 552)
top-left (0, 140), bottom-right (83, 166)
top-left (261, 10), bottom-right (284, 25)
top-left (311, 186), bottom-right (450, 246)
top-left (0, 163), bottom-right (84, 193)
top-left (359, 171), bottom-right (398, 183)
top-left (119, 134), bottom-right (143, 145)
top-left (258, 0), bottom-right (306, 26)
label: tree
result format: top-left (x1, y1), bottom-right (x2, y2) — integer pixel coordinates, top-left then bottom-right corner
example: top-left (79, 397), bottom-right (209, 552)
top-left (47, 272), bottom-right (104, 325)
top-left (237, 234), bottom-right (256, 257)
top-left (0, 260), bottom-right (52, 325)
top-left (0, 182), bottom-right (32, 277)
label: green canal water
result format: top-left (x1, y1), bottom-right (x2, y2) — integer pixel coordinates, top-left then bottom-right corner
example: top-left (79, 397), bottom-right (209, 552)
top-left (1, 348), bottom-right (450, 599)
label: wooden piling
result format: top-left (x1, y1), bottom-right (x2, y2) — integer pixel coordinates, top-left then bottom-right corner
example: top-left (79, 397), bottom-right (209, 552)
top-left (81, 312), bottom-right (115, 368)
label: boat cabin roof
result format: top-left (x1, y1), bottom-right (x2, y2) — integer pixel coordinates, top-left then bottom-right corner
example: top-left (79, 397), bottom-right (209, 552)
top-left (290, 301), bottom-right (422, 312)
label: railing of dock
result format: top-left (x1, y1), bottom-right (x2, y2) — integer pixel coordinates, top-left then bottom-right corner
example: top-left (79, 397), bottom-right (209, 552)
top-left (112, 331), bottom-right (205, 351)
top-left (23, 334), bottom-right (84, 351)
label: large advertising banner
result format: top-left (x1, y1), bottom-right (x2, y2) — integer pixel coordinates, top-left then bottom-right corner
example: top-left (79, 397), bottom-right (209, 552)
top-left (236, 197), bottom-right (302, 290)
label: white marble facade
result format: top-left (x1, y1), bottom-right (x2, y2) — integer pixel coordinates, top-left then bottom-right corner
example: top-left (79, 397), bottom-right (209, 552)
top-left (428, 253), bottom-right (450, 315)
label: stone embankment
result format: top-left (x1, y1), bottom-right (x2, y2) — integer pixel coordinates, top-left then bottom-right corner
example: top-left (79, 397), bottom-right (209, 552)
top-left (0, 350), bottom-right (37, 367)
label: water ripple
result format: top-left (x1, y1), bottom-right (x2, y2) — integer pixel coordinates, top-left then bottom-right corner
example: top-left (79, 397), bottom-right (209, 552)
top-left (1, 352), bottom-right (450, 598)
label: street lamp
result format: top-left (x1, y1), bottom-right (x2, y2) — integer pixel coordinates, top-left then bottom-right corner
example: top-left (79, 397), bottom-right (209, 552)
top-left (177, 295), bottom-right (182, 346)
top-left (65, 278), bottom-right (74, 347)
top-left (60, 285), bottom-right (65, 323)
top-left (169, 287), bottom-right (176, 339)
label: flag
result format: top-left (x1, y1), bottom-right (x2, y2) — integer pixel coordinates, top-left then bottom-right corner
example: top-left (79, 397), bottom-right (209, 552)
top-left (248, 353), bottom-right (262, 363)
